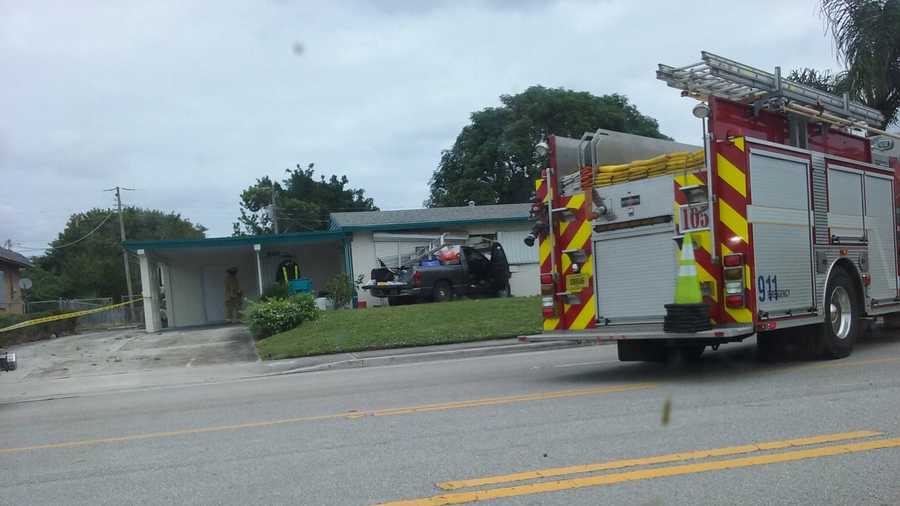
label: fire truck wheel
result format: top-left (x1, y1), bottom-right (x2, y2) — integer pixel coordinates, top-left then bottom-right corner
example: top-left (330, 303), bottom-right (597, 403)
top-left (432, 281), bottom-right (452, 303)
top-left (819, 268), bottom-right (859, 359)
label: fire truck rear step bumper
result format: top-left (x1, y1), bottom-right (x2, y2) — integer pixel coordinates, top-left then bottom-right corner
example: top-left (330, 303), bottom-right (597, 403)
top-left (521, 323), bottom-right (754, 343)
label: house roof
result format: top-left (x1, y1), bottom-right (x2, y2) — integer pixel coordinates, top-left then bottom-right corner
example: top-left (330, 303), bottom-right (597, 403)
top-left (0, 247), bottom-right (32, 268)
top-left (329, 203), bottom-right (532, 231)
top-left (123, 204), bottom-right (533, 252)
top-left (123, 230), bottom-right (345, 252)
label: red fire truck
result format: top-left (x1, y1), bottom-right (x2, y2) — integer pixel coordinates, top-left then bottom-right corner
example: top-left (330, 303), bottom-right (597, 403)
top-left (524, 51), bottom-right (900, 362)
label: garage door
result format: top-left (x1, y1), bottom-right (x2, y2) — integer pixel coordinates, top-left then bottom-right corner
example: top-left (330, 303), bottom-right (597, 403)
top-left (594, 224), bottom-right (677, 324)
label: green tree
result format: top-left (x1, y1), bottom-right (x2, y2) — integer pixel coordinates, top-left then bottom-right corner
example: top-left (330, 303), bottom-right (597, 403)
top-left (819, 0), bottom-right (900, 128)
top-left (233, 163), bottom-right (377, 236)
top-left (35, 208), bottom-right (206, 300)
top-left (787, 68), bottom-right (846, 94)
top-left (20, 265), bottom-right (67, 302)
top-left (426, 86), bottom-right (669, 207)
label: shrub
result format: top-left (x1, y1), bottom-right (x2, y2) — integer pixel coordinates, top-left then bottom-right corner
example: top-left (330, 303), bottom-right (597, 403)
top-left (244, 294), bottom-right (320, 339)
top-left (324, 273), bottom-right (353, 309)
top-left (261, 282), bottom-right (291, 301)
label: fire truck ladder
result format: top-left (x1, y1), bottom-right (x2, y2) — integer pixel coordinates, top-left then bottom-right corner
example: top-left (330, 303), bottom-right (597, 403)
top-left (657, 51), bottom-right (897, 139)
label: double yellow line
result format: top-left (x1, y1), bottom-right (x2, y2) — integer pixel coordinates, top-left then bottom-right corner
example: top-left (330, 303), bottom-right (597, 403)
top-left (376, 431), bottom-right (900, 505)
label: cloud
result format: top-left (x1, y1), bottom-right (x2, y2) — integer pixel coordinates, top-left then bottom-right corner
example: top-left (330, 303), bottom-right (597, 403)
top-left (1, 0), bottom-right (841, 248)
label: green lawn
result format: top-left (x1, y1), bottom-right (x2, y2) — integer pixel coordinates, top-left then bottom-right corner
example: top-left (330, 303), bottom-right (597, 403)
top-left (255, 296), bottom-right (541, 360)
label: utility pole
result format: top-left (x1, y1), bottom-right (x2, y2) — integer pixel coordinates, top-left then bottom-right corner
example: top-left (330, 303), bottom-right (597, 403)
top-left (270, 181), bottom-right (280, 235)
top-left (105, 186), bottom-right (135, 318)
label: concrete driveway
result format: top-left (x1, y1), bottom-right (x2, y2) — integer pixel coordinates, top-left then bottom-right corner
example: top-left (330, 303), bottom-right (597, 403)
top-left (4, 324), bottom-right (258, 381)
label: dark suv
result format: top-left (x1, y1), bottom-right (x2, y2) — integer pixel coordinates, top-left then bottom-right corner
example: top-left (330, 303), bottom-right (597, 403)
top-left (363, 242), bottom-right (511, 306)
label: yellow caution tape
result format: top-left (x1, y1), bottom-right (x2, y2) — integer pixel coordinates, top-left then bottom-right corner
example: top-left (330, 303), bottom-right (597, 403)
top-left (0, 298), bottom-right (144, 333)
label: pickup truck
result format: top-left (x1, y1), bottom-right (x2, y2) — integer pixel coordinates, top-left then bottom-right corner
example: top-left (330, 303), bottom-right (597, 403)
top-left (362, 242), bottom-right (512, 306)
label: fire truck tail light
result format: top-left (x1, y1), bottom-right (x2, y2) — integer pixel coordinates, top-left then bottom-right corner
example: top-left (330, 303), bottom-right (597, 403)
top-left (412, 271), bottom-right (422, 287)
top-left (724, 268), bottom-right (743, 281)
top-left (725, 294), bottom-right (744, 308)
top-left (722, 254), bottom-right (744, 299)
top-left (540, 273), bottom-right (555, 295)
top-left (541, 296), bottom-right (556, 318)
top-left (723, 254), bottom-right (743, 267)
top-left (725, 280), bottom-right (743, 294)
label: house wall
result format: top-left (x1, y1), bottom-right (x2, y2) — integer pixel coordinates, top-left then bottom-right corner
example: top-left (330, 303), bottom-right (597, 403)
top-left (350, 231), bottom-right (377, 305)
top-left (160, 240), bottom-right (344, 328)
top-left (166, 262), bottom-right (207, 327)
top-left (0, 264), bottom-right (24, 315)
top-left (351, 222), bottom-right (539, 307)
top-left (165, 251), bottom-right (258, 327)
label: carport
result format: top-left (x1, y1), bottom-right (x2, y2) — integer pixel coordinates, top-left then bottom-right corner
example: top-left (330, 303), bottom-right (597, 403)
top-left (124, 231), bottom-right (349, 332)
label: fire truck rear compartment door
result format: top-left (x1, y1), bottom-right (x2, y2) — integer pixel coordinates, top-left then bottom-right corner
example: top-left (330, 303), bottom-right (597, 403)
top-left (864, 173), bottom-right (897, 302)
top-left (594, 223), bottom-right (676, 323)
top-left (748, 151), bottom-right (815, 316)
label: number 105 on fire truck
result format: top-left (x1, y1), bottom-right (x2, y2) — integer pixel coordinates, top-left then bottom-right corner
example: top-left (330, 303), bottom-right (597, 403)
top-left (677, 203), bottom-right (710, 234)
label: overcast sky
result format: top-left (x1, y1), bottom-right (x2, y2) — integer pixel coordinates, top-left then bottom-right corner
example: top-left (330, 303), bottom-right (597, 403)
top-left (2, 0), bottom-right (841, 250)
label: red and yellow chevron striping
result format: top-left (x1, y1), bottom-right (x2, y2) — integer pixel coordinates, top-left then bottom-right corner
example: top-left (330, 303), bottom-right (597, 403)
top-left (555, 191), bottom-right (596, 330)
top-left (714, 137), bottom-right (753, 324)
top-left (535, 175), bottom-right (561, 331)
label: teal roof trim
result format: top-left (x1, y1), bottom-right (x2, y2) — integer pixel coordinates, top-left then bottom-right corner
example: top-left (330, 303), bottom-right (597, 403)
top-left (335, 216), bottom-right (529, 232)
top-left (124, 230), bottom-right (346, 251)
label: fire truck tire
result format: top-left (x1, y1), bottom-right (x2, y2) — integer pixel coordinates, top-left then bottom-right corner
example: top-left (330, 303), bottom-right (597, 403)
top-left (432, 281), bottom-right (452, 303)
top-left (818, 268), bottom-right (859, 359)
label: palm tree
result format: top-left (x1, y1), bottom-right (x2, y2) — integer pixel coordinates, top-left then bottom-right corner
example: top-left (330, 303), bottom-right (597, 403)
top-left (821, 0), bottom-right (900, 129)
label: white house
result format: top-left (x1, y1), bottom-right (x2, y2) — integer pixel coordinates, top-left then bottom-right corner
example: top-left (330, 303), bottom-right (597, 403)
top-left (126, 203), bottom-right (538, 332)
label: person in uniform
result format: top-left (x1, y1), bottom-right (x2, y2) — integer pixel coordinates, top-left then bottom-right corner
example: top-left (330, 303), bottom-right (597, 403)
top-left (224, 267), bottom-right (243, 323)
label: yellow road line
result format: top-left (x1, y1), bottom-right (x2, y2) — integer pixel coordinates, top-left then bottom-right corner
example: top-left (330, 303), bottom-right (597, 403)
top-left (0, 413), bottom-right (344, 454)
top-left (436, 430), bottom-right (880, 490)
top-left (0, 384), bottom-right (654, 454)
top-left (359, 384), bottom-right (654, 418)
top-left (380, 436), bottom-right (900, 506)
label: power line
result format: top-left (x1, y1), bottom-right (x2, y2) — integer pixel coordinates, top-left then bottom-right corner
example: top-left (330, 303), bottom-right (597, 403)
top-left (14, 212), bottom-right (116, 251)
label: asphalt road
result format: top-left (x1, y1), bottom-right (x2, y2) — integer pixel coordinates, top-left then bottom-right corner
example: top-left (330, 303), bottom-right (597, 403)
top-left (3, 331), bottom-right (900, 505)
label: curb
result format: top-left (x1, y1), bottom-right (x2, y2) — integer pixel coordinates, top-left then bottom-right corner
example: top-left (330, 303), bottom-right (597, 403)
top-left (268, 340), bottom-right (590, 376)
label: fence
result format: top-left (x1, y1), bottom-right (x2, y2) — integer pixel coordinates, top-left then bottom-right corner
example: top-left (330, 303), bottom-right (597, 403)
top-left (24, 297), bottom-right (144, 329)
